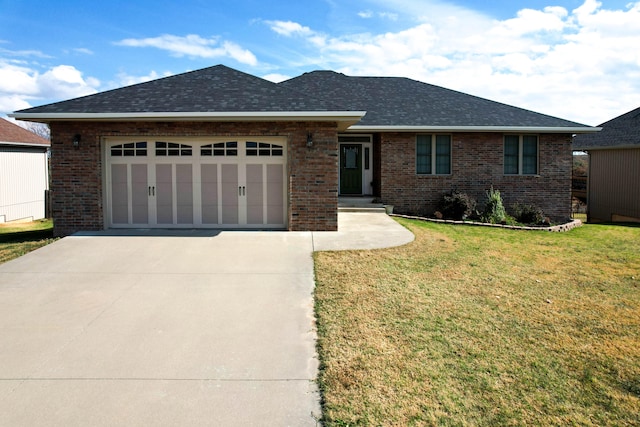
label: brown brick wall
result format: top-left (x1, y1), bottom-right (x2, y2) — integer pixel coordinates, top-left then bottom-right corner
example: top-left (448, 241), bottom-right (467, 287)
top-left (49, 121), bottom-right (338, 236)
top-left (378, 132), bottom-right (572, 221)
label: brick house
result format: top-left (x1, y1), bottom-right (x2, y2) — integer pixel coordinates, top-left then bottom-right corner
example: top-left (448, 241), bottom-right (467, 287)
top-left (11, 65), bottom-right (597, 236)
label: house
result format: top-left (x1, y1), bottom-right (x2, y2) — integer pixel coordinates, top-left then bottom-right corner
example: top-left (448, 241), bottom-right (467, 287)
top-left (0, 118), bottom-right (50, 223)
top-left (10, 65), bottom-right (597, 236)
top-left (573, 107), bottom-right (640, 223)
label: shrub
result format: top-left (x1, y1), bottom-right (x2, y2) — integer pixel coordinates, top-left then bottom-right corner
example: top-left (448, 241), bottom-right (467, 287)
top-left (481, 187), bottom-right (507, 224)
top-left (511, 203), bottom-right (546, 225)
top-left (437, 191), bottom-right (476, 220)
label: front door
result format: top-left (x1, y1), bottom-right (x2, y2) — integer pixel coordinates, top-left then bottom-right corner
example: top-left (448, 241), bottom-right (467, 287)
top-left (340, 144), bottom-right (362, 195)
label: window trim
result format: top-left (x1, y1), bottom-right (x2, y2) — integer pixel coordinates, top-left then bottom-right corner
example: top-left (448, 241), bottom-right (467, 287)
top-left (503, 134), bottom-right (539, 176)
top-left (416, 134), bottom-right (452, 175)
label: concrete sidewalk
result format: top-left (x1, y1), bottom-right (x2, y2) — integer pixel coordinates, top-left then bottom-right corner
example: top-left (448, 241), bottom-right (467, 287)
top-left (0, 213), bottom-right (413, 426)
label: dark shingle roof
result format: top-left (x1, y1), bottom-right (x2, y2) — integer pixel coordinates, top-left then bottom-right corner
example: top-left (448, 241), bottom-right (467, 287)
top-left (573, 107), bottom-right (640, 150)
top-left (13, 64), bottom-right (594, 131)
top-left (279, 70), bottom-right (590, 129)
top-left (15, 65), bottom-right (348, 114)
top-left (0, 118), bottom-right (49, 146)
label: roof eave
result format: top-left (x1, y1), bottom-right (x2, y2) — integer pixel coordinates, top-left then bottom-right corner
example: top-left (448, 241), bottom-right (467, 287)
top-left (573, 144), bottom-right (640, 151)
top-left (346, 125), bottom-right (602, 133)
top-left (9, 111), bottom-right (366, 131)
top-left (0, 140), bottom-right (50, 148)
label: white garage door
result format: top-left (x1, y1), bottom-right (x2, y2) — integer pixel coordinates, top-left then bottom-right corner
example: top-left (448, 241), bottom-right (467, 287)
top-left (105, 137), bottom-right (287, 229)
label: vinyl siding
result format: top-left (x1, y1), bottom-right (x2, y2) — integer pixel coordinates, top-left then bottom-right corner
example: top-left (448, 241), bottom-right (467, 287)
top-left (588, 148), bottom-right (640, 222)
top-left (0, 148), bottom-right (49, 223)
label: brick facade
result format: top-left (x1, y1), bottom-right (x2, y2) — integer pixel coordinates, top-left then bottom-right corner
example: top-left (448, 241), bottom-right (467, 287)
top-left (376, 132), bottom-right (572, 221)
top-left (49, 121), bottom-right (338, 236)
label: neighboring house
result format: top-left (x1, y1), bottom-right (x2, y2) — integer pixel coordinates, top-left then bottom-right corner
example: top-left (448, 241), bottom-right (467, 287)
top-left (11, 65), bottom-right (597, 236)
top-left (573, 107), bottom-right (640, 223)
top-left (0, 118), bottom-right (50, 223)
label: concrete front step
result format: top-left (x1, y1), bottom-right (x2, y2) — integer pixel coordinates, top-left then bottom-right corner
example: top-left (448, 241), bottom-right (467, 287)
top-left (339, 206), bottom-right (387, 213)
top-left (338, 197), bottom-right (390, 213)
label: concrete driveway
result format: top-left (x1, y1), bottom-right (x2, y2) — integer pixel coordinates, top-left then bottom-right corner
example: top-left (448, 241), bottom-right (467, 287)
top-left (0, 213), bottom-right (413, 426)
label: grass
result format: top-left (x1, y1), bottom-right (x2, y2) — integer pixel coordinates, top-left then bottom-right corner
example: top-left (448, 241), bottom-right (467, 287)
top-left (0, 219), bottom-right (55, 264)
top-left (314, 219), bottom-right (640, 426)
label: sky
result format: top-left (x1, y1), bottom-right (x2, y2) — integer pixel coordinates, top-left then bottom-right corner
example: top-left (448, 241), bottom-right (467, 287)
top-left (1, 0), bottom-right (639, 126)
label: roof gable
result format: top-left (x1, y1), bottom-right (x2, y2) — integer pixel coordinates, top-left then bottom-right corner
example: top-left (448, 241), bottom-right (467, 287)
top-left (0, 118), bottom-right (49, 146)
top-left (279, 71), bottom-right (590, 130)
top-left (573, 106), bottom-right (640, 150)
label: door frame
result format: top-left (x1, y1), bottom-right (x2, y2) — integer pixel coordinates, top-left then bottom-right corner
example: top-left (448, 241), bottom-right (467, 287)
top-left (338, 134), bottom-right (373, 196)
top-left (102, 136), bottom-right (288, 229)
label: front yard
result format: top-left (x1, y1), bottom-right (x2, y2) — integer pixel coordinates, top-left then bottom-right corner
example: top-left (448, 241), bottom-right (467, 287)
top-left (0, 219), bottom-right (55, 264)
top-left (314, 219), bottom-right (640, 426)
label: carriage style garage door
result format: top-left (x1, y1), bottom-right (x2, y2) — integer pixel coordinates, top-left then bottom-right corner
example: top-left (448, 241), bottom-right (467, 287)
top-left (105, 137), bottom-right (287, 229)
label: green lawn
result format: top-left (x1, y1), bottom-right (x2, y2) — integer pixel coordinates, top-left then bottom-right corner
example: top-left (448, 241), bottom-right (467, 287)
top-left (314, 219), bottom-right (640, 426)
top-left (0, 219), bottom-right (55, 264)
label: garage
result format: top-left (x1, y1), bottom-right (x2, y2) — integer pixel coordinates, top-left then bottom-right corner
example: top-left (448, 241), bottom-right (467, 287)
top-left (105, 136), bottom-right (287, 229)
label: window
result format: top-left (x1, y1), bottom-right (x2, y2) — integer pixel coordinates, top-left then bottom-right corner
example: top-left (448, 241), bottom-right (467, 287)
top-left (246, 141), bottom-right (283, 157)
top-left (110, 142), bottom-right (147, 157)
top-left (416, 135), bottom-right (451, 175)
top-left (201, 141), bottom-right (238, 156)
top-left (504, 135), bottom-right (538, 175)
top-left (155, 141), bottom-right (192, 156)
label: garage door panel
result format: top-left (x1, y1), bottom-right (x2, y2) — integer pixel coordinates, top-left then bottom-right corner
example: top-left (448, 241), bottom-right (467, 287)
top-left (246, 164), bottom-right (264, 225)
top-left (131, 164), bottom-right (149, 224)
top-left (221, 164), bottom-right (239, 224)
top-left (176, 164), bottom-right (194, 224)
top-left (156, 164), bottom-right (173, 225)
top-left (111, 164), bottom-right (129, 224)
top-left (201, 164), bottom-right (218, 224)
top-left (267, 164), bottom-right (284, 225)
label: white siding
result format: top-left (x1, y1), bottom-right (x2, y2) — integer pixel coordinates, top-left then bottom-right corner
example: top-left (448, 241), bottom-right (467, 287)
top-left (0, 149), bottom-right (49, 223)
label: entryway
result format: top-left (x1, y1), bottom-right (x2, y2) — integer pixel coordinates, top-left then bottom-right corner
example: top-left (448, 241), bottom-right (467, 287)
top-left (105, 137), bottom-right (287, 229)
top-left (339, 135), bottom-right (372, 196)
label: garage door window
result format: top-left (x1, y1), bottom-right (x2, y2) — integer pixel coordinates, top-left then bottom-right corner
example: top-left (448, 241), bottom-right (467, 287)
top-left (246, 141), bottom-right (284, 157)
top-left (201, 142), bottom-right (238, 157)
top-left (110, 142), bottom-right (147, 157)
top-left (155, 141), bottom-right (192, 156)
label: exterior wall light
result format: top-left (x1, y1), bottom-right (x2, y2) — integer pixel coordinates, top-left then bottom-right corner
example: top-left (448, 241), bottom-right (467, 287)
top-left (72, 134), bottom-right (81, 149)
top-left (307, 132), bottom-right (313, 147)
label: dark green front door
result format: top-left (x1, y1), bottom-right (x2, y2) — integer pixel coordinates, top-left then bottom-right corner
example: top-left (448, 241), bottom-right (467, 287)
top-left (340, 144), bottom-right (362, 195)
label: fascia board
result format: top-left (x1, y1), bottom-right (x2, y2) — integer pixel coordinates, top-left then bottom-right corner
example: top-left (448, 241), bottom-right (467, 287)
top-left (0, 140), bottom-right (50, 148)
top-left (9, 111), bottom-right (367, 122)
top-left (347, 125), bottom-right (602, 133)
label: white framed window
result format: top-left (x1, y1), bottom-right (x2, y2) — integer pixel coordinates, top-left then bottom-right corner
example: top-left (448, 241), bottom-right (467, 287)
top-left (416, 134), bottom-right (451, 175)
top-left (504, 135), bottom-right (538, 175)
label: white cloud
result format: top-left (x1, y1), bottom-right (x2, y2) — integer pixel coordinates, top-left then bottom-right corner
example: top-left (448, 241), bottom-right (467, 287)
top-left (358, 10), bottom-right (374, 18)
top-left (0, 61), bottom-right (99, 114)
top-left (72, 48), bottom-right (94, 55)
top-left (267, 21), bottom-right (314, 37)
top-left (266, 1), bottom-right (640, 125)
top-left (116, 34), bottom-right (258, 65)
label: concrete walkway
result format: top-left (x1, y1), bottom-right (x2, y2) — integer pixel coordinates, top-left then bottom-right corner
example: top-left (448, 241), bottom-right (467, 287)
top-left (0, 212), bottom-right (413, 426)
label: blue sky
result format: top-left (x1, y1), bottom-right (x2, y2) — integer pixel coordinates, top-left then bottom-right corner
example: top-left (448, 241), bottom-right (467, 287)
top-left (1, 0), bottom-right (639, 125)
